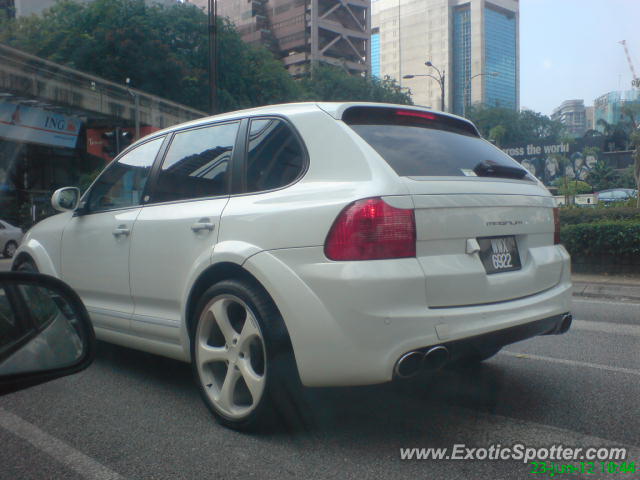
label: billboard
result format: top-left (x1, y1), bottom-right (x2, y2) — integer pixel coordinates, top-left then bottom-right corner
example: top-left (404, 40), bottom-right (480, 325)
top-left (0, 102), bottom-right (82, 149)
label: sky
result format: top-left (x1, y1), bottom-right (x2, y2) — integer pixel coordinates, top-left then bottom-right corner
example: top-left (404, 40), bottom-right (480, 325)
top-left (520, 0), bottom-right (640, 115)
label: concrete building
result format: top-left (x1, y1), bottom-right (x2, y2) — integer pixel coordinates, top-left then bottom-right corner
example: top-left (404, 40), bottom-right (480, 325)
top-left (585, 106), bottom-right (594, 131)
top-left (189, 0), bottom-right (371, 77)
top-left (371, 0), bottom-right (519, 114)
top-left (551, 99), bottom-right (587, 138)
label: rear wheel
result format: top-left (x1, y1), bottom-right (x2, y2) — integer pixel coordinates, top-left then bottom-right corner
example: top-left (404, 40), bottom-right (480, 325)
top-left (3, 241), bottom-right (17, 258)
top-left (191, 279), bottom-right (300, 431)
top-left (13, 257), bottom-right (38, 272)
top-left (450, 346), bottom-right (502, 368)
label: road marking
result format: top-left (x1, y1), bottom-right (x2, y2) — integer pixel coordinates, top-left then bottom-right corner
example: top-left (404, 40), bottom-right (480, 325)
top-left (572, 319), bottom-right (640, 337)
top-left (0, 407), bottom-right (124, 480)
top-left (573, 297), bottom-right (640, 305)
top-left (501, 351), bottom-right (640, 377)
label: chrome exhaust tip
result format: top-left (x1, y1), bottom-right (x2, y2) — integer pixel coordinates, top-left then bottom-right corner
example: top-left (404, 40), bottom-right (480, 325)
top-left (422, 345), bottom-right (449, 371)
top-left (394, 351), bottom-right (424, 379)
top-left (558, 314), bottom-right (572, 334)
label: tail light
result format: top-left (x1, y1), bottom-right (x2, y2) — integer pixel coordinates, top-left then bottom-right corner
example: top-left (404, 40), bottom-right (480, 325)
top-left (324, 197), bottom-right (416, 261)
top-left (553, 207), bottom-right (561, 245)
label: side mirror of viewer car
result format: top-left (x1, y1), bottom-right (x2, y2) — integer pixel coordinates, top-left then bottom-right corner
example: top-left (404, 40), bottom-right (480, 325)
top-left (0, 272), bottom-right (95, 395)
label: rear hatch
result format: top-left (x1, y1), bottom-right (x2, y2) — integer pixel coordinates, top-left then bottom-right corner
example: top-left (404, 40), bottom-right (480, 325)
top-left (343, 106), bottom-right (563, 308)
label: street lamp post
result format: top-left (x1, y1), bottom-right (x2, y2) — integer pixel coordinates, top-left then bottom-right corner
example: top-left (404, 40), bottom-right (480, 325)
top-left (463, 72), bottom-right (499, 117)
top-left (403, 60), bottom-right (445, 112)
top-left (208, 0), bottom-right (218, 115)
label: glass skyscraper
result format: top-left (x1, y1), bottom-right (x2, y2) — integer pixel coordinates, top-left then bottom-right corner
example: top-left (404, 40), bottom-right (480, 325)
top-left (452, 5), bottom-right (471, 115)
top-left (371, 30), bottom-right (381, 78)
top-left (484, 5), bottom-right (517, 109)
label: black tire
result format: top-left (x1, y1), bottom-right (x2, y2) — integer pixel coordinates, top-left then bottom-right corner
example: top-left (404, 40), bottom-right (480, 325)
top-left (3, 241), bottom-right (17, 259)
top-left (449, 346), bottom-right (502, 368)
top-left (13, 257), bottom-right (38, 273)
top-left (190, 278), bottom-right (303, 432)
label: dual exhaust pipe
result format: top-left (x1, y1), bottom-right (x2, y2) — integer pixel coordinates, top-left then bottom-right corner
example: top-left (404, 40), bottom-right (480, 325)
top-left (395, 314), bottom-right (572, 379)
top-left (394, 345), bottom-right (449, 379)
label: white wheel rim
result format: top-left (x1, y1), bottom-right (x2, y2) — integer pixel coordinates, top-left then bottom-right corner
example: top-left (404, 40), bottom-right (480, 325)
top-left (195, 295), bottom-right (266, 419)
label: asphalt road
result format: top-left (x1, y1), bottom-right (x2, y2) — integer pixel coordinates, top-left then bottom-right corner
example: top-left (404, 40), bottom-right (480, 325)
top-left (1, 282), bottom-right (639, 479)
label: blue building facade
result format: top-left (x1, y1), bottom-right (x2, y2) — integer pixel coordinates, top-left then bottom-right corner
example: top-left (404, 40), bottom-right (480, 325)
top-left (483, 4), bottom-right (517, 109)
top-left (452, 5), bottom-right (471, 115)
top-left (371, 30), bottom-right (381, 78)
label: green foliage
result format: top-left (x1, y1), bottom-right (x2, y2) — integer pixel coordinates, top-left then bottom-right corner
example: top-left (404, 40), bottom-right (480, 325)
top-left (300, 65), bottom-right (412, 104)
top-left (559, 207), bottom-right (640, 225)
top-left (560, 220), bottom-right (640, 258)
top-left (0, 0), bottom-right (411, 112)
top-left (587, 160), bottom-right (619, 191)
top-left (465, 105), bottom-right (565, 145)
top-left (552, 178), bottom-right (592, 195)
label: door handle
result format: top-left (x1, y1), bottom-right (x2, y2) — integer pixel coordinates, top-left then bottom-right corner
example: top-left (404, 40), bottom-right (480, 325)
top-left (191, 219), bottom-right (215, 233)
top-left (112, 225), bottom-right (130, 237)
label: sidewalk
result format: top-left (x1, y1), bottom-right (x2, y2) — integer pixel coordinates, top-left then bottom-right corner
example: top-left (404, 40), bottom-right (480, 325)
top-left (572, 273), bottom-right (640, 302)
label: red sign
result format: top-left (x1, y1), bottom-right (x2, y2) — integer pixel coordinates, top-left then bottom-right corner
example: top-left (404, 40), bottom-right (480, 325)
top-left (86, 126), bottom-right (160, 162)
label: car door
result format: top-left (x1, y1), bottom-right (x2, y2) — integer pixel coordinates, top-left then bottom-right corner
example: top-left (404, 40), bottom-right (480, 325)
top-left (128, 120), bottom-right (241, 343)
top-left (60, 136), bottom-right (165, 332)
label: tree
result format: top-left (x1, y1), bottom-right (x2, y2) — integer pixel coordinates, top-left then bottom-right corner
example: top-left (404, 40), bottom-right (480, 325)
top-left (587, 160), bottom-right (618, 191)
top-left (488, 125), bottom-right (506, 147)
top-left (0, 0), bottom-right (413, 112)
top-left (300, 65), bottom-right (412, 105)
top-left (465, 105), bottom-right (565, 145)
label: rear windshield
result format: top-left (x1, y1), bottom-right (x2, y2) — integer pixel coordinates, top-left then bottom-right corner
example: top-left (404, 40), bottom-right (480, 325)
top-left (343, 107), bottom-right (533, 180)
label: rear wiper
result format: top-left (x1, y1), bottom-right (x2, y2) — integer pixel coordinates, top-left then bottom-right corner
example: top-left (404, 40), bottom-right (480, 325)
top-left (473, 160), bottom-right (528, 180)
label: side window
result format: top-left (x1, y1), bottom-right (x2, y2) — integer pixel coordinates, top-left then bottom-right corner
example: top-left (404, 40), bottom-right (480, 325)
top-left (246, 118), bottom-right (305, 193)
top-left (151, 122), bottom-right (239, 203)
top-left (87, 137), bottom-right (164, 212)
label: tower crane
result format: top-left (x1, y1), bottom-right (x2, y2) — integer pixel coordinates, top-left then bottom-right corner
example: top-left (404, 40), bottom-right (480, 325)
top-left (619, 40), bottom-right (640, 88)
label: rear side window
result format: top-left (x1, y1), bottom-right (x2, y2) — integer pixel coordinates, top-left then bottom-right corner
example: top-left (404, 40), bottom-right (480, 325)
top-left (343, 107), bottom-right (532, 180)
top-left (246, 118), bottom-right (305, 193)
top-left (152, 122), bottom-right (239, 203)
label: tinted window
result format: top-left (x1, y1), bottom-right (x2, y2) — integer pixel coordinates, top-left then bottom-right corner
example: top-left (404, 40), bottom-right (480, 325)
top-left (87, 137), bottom-right (164, 212)
top-left (344, 107), bottom-right (532, 180)
top-left (246, 118), bottom-right (305, 192)
top-left (152, 122), bottom-right (239, 203)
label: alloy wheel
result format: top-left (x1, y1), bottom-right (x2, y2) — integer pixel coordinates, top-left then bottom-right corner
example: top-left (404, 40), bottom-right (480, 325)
top-left (195, 295), bottom-right (267, 419)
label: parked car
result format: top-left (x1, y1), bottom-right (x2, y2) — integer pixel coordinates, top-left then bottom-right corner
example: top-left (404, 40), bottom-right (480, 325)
top-left (595, 188), bottom-right (638, 204)
top-left (0, 272), bottom-right (95, 395)
top-left (0, 220), bottom-right (23, 258)
top-left (12, 103), bottom-right (573, 430)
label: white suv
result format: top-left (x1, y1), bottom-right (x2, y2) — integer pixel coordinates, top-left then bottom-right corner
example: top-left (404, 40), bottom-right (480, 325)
top-left (13, 103), bottom-right (572, 430)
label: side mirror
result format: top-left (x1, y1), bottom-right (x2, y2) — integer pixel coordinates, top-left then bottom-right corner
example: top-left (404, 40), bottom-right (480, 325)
top-left (0, 272), bottom-right (95, 395)
top-left (51, 187), bottom-right (80, 212)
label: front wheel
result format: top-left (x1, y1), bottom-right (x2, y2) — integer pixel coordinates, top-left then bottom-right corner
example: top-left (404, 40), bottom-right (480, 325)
top-left (191, 279), bottom-right (298, 431)
top-left (3, 241), bottom-right (17, 258)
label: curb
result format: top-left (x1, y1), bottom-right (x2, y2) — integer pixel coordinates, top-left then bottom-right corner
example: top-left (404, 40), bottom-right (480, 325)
top-left (572, 282), bottom-right (640, 303)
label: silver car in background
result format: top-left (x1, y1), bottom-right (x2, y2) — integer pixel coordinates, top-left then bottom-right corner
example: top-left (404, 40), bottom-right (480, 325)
top-left (0, 220), bottom-right (23, 258)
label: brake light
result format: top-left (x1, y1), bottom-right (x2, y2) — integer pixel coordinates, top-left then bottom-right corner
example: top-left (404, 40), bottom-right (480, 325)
top-left (324, 197), bottom-right (416, 260)
top-left (553, 207), bottom-right (561, 245)
top-left (395, 110), bottom-right (437, 120)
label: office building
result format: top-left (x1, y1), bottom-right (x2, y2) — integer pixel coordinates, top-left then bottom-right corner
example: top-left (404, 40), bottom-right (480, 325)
top-left (551, 99), bottom-right (587, 138)
top-left (594, 90), bottom-right (640, 130)
top-left (189, 0), bottom-right (371, 77)
top-left (372, 0), bottom-right (519, 114)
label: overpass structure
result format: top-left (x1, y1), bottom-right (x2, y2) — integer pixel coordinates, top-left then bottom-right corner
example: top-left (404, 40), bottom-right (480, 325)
top-left (0, 43), bottom-right (207, 224)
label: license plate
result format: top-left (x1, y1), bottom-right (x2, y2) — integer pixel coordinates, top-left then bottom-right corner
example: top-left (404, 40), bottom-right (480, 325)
top-left (477, 236), bottom-right (522, 274)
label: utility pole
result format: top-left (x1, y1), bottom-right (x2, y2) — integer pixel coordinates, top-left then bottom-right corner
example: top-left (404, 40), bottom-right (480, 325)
top-left (208, 0), bottom-right (218, 114)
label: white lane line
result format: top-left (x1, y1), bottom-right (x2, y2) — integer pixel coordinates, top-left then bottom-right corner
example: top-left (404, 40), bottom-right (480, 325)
top-left (500, 351), bottom-right (640, 377)
top-left (0, 407), bottom-right (124, 480)
top-left (572, 319), bottom-right (640, 337)
top-left (573, 297), bottom-right (640, 305)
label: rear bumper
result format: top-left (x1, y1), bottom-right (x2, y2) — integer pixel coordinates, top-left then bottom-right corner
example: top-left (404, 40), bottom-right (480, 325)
top-left (244, 246), bottom-right (572, 387)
